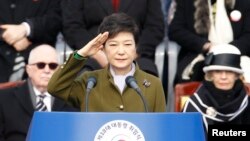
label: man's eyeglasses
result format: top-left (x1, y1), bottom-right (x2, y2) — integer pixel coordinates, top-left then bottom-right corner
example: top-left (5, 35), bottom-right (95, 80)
top-left (30, 62), bottom-right (58, 70)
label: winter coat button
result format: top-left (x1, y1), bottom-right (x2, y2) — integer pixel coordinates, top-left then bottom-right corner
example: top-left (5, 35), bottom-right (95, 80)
top-left (119, 105), bottom-right (124, 110)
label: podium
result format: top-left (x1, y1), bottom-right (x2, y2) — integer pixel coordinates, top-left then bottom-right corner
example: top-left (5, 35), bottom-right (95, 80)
top-left (26, 112), bottom-right (205, 141)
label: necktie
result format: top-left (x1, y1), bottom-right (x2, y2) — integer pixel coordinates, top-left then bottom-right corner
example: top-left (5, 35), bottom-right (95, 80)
top-left (36, 94), bottom-right (48, 111)
top-left (112, 0), bottom-right (120, 12)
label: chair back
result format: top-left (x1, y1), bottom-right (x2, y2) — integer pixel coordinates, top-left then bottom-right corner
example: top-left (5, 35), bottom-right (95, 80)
top-left (174, 81), bottom-right (201, 112)
top-left (0, 81), bottom-right (25, 90)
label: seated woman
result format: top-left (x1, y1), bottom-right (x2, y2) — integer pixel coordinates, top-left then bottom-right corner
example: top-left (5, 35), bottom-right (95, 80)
top-left (182, 44), bottom-right (250, 131)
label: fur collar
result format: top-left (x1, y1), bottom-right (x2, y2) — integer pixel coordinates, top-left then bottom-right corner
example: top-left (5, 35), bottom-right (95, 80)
top-left (194, 0), bottom-right (235, 34)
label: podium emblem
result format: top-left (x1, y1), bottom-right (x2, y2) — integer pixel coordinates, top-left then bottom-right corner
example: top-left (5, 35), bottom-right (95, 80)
top-left (94, 120), bottom-right (145, 141)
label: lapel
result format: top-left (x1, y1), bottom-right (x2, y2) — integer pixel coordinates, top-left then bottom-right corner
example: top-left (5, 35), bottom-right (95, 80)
top-left (119, 0), bottom-right (133, 12)
top-left (97, 0), bottom-right (113, 14)
top-left (52, 98), bottom-right (66, 111)
top-left (14, 82), bottom-right (34, 116)
top-left (13, 81), bottom-right (72, 113)
top-left (0, 0), bottom-right (14, 23)
top-left (14, 0), bottom-right (40, 22)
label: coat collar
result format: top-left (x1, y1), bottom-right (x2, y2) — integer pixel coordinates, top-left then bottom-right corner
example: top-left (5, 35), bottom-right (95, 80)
top-left (97, 0), bottom-right (113, 14)
top-left (105, 62), bottom-right (140, 78)
top-left (14, 81), bottom-right (34, 116)
top-left (14, 81), bottom-right (68, 115)
top-left (104, 62), bottom-right (148, 90)
top-left (119, 0), bottom-right (133, 12)
top-left (52, 98), bottom-right (67, 111)
top-left (194, 0), bottom-right (236, 34)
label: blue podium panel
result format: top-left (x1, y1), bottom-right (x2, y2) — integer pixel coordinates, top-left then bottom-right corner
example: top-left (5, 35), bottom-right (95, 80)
top-left (26, 112), bottom-right (205, 141)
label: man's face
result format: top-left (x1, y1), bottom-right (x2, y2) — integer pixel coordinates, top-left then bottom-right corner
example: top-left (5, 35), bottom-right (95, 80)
top-left (26, 49), bottom-right (58, 90)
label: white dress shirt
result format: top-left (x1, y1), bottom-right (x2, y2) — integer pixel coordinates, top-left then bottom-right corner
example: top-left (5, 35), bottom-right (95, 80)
top-left (33, 87), bottom-right (52, 112)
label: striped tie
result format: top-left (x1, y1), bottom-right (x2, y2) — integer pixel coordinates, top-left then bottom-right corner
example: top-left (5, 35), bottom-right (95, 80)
top-left (36, 94), bottom-right (48, 111)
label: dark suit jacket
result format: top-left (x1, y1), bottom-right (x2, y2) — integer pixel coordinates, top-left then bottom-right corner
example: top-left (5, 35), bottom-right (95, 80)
top-left (0, 0), bottom-right (62, 82)
top-left (168, 0), bottom-right (250, 83)
top-left (0, 81), bottom-right (77, 141)
top-left (61, 0), bottom-right (164, 76)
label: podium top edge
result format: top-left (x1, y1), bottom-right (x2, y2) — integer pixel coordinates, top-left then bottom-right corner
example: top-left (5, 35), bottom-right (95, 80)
top-left (34, 111), bottom-right (201, 116)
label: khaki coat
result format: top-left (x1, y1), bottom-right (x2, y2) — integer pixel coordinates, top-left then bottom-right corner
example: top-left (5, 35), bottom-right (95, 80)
top-left (48, 53), bottom-right (166, 112)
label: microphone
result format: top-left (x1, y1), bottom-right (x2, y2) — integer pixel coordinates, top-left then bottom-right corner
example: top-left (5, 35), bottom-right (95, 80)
top-left (85, 76), bottom-right (97, 112)
top-left (125, 76), bottom-right (149, 112)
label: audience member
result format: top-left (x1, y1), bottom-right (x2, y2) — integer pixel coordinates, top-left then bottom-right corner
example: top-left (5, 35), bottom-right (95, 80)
top-left (0, 0), bottom-right (62, 82)
top-left (48, 13), bottom-right (167, 112)
top-left (0, 44), bottom-right (77, 141)
top-left (61, 0), bottom-right (164, 76)
top-left (182, 44), bottom-right (250, 132)
top-left (168, 0), bottom-right (250, 84)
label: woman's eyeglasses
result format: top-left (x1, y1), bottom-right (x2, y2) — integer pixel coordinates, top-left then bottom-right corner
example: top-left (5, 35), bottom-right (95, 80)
top-left (30, 62), bottom-right (58, 70)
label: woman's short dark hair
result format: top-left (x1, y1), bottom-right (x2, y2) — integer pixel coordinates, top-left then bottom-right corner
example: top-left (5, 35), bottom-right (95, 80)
top-left (98, 13), bottom-right (139, 44)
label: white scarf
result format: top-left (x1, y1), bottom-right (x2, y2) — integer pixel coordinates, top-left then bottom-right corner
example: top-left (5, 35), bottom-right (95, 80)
top-left (183, 0), bottom-right (232, 80)
top-left (208, 0), bottom-right (233, 44)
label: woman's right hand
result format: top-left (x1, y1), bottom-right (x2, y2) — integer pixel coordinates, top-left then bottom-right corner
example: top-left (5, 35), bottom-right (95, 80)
top-left (77, 32), bottom-right (109, 57)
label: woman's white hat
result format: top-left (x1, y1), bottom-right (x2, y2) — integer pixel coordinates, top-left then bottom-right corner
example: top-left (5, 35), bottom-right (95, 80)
top-left (203, 44), bottom-right (243, 74)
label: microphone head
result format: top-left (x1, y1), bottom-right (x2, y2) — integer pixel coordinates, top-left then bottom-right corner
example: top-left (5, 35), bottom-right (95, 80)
top-left (125, 76), bottom-right (137, 88)
top-left (87, 76), bottom-right (97, 87)
top-left (125, 76), bottom-right (148, 112)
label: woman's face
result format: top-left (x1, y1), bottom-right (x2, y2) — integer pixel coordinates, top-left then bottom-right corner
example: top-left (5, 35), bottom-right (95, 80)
top-left (210, 70), bottom-right (238, 90)
top-left (104, 31), bottom-right (137, 75)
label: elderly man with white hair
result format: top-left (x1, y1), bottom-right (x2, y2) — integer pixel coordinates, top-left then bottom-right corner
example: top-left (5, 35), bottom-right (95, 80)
top-left (0, 44), bottom-right (77, 141)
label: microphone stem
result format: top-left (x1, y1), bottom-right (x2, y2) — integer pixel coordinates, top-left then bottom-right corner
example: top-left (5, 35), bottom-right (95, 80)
top-left (135, 88), bottom-right (149, 112)
top-left (85, 88), bottom-right (91, 112)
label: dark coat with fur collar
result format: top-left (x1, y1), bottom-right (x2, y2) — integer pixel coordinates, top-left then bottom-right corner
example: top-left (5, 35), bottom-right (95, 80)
top-left (168, 0), bottom-right (250, 83)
